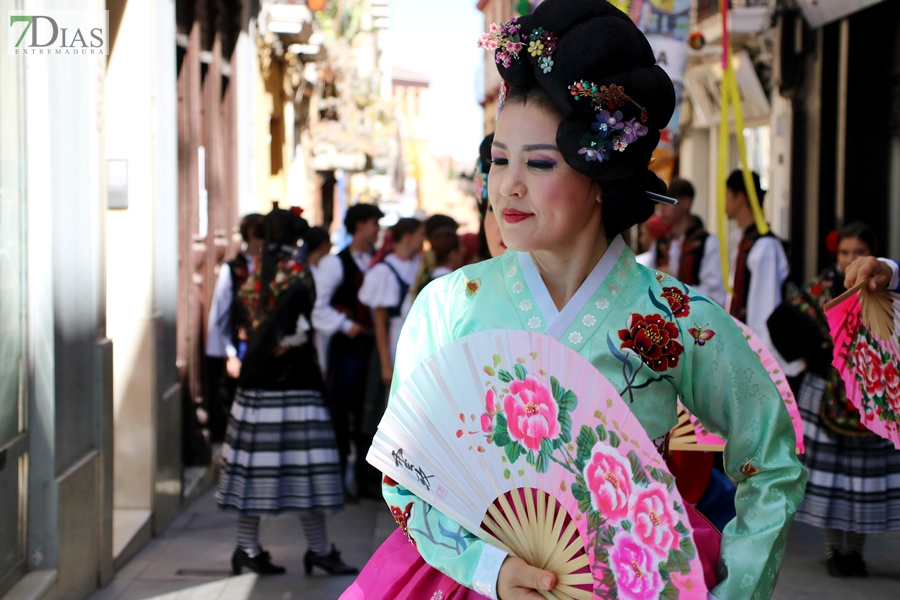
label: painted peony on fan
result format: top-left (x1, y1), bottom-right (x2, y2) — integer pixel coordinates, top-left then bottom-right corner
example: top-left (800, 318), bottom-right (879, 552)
top-left (825, 281), bottom-right (900, 449)
top-left (368, 330), bottom-right (707, 600)
top-left (669, 316), bottom-right (805, 453)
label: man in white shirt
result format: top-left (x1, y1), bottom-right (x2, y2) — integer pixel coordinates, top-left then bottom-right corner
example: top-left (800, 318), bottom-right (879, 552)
top-left (725, 170), bottom-right (792, 362)
top-left (311, 203), bottom-right (384, 498)
top-left (205, 213), bottom-right (264, 441)
top-left (646, 178), bottom-right (727, 306)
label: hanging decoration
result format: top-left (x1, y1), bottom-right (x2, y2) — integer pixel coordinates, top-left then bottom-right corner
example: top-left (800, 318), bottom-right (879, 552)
top-left (715, 0), bottom-right (769, 294)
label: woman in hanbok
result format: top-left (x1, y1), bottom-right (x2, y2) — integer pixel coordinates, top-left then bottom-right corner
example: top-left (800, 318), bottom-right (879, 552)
top-left (218, 208), bottom-right (357, 577)
top-left (769, 222), bottom-right (900, 577)
top-left (342, 2), bottom-right (805, 599)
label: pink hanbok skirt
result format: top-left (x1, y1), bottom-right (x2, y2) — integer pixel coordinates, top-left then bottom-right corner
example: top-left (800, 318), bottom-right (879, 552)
top-left (339, 503), bottom-right (721, 599)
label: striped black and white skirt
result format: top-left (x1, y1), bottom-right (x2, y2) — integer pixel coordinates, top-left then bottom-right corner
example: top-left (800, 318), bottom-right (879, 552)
top-left (795, 373), bottom-right (900, 533)
top-left (217, 387), bottom-right (344, 515)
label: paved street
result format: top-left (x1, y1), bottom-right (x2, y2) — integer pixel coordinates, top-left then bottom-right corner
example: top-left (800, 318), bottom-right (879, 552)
top-left (88, 486), bottom-right (900, 600)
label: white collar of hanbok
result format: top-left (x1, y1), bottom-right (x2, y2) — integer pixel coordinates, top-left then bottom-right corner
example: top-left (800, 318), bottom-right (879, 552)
top-left (517, 235), bottom-right (626, 340)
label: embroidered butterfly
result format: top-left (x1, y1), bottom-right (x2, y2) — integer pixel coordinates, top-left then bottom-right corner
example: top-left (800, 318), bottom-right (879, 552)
top-left (463, 277), bottom-right (482, 297)
top-left (688, 324), bottom-right (716, 346)
top-left (740, 459), bottom-right (760, 477)
top-left (390, 502), bottom-right (417, 548)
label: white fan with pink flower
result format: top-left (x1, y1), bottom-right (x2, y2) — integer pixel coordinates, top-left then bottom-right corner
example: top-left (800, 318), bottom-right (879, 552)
top-left (368, 330), bottom-right (708, 600)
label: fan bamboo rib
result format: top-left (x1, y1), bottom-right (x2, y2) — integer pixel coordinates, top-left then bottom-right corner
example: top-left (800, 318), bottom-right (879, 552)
top-left (860, 285), bottom-right (895, 341)
top-left (483, 488), bottom-right (591, 600)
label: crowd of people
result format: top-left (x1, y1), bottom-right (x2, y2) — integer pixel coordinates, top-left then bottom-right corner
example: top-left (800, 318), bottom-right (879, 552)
top-left (204, 202), bottom-right (492, 576)
top-left (198, 1), bottom-right (899, 597)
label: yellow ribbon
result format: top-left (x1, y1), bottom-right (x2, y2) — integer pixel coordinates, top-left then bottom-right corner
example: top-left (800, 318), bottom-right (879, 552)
top-left (717, 7), bottom-right (768, 294)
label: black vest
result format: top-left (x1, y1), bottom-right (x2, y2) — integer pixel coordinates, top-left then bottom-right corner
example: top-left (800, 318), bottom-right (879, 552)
top-left (654, 216), bottom-right (710, 287)
top-left (331, 248), bottom-right (373, 330)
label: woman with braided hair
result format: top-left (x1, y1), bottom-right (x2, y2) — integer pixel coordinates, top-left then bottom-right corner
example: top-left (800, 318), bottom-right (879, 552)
top-left (342, 2), bottom-right (804, 599)
top-left (218, 208), bottom-right (357, 577)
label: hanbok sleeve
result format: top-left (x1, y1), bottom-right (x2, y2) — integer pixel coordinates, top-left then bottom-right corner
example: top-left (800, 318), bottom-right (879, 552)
top-left (678, 298), bottom-right (807, 600)
top-left (359, 263), bottom-right (401, 309)
top-left (382, 277), bottom-right (509, 599)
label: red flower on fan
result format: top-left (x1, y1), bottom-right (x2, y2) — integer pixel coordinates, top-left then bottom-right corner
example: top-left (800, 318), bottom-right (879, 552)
top-left (883, 361), bottom-right (900, 412)
top-left (502, 376), bottom-right (560, 451)
top-left (583, 444), bottom-right (633, 525)
top-left (618, 313), bottom-right (684, 372)
top-left (661, 287), bottom-right (691, 318)
top-left (628, 483), bottom-right (680, 559)
top-left (855, 339), bottom-right (884, 399)
top-left (609, 529), bottom-right (663, 600)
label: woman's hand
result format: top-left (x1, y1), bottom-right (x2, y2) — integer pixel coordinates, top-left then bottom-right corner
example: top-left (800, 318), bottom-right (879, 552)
top-left (226, 356), bottom-right (242, 379)
top-left (497, 556), bottom-right (557, 600)
top-left (272, 345), bottom-right (291, 358)
top-left (844, 256), bottom-right (892, 291)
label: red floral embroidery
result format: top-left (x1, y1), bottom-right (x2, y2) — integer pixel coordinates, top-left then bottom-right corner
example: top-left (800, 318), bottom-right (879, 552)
top-left (390, 502), bottom-right (417, 548)
top-left (618, 313), bottom-right (684, 372)
top-left (661, 287), bottom-right (691, 318)
top-left (383, 475), bottom-right (398, 487)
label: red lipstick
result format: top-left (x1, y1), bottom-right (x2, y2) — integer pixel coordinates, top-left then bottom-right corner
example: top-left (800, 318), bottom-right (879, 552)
top-left (502, 208), bottom-right (532, 224)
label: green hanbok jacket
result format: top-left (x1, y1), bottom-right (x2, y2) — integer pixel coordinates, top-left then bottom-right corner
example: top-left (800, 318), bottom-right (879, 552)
top-left (382, 236), bottom-right (806, 600)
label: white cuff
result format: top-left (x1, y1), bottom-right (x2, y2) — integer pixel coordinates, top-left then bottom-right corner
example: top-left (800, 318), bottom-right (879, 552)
top-left (472, 544), bottom-right (508, 600)
top-left (280, 315), bottom-right (311, 348)
top-left (878, 258), bottom-right (900, 292)
top-left (339, 319), bottom-right (355, 335)
top-left (225, 344), bottom-right (238, 358)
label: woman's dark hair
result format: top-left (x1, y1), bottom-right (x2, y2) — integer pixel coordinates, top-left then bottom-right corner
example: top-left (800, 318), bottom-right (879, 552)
top-left (837, 221), bottom-right (878, 255)
top-left (391, 217), bottom-right (423, 242)
top-left (487, 0), bottom-right (675, 236)
top-left (256, 209), bottom-right (307, 321)
top-left (430, 228), bottom-right (461, 265)
top-left (302, 226), bottom-right (331, 255)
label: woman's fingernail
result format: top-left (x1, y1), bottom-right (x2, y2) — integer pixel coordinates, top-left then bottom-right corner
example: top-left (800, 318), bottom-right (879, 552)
top-left (542, 575), bottom-right (552, 588)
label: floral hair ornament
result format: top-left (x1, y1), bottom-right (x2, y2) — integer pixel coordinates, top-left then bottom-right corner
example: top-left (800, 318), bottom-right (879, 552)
top-left (477, 19), bottom-right (524, 69)
top-left (569, 81), bottom-right (648, 123)
top-left (527, 27), bottom-right (557, 74)
top-left (496, 79), bottom-right (509, 119)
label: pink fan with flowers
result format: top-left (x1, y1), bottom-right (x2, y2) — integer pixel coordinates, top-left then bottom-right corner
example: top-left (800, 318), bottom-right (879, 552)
top-left (369, 330), bottom-right (707, 600)
top-left (825, 282), bottom-right (900, 449)
top-left (671, 316), bottom-right (805, 453)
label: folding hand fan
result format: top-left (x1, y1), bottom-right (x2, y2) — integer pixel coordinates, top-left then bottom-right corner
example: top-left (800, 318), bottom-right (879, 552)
top-left (825, 281), bottom-right (900, 449)
top-left (368, 330), bottom-right (707, 600)
top-left (670, 316), bottom-right (805, 453)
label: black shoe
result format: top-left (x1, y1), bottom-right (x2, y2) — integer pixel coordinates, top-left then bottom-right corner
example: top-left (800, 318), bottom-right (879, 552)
top-left (826, 552), bottom-right (851, 577)
top-left (843, 551), bottom-right (868, 577)
top-left (231, 548), bottom-right (286, 576)
top-left (304, 545), bottom-right (359, 576)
